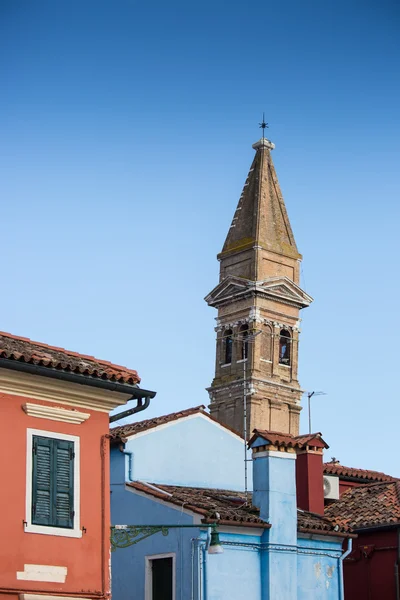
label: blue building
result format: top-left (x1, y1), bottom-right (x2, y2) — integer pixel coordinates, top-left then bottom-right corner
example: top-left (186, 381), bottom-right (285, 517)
top-left (110, 406), bottom-right (353, 600)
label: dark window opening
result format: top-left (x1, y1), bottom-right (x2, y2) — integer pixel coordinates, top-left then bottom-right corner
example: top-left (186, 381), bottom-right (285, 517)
top-left (32, 436), bottom-right (74, 529)
top-left (151, 557), bottom-right (173, 600)
top-left (279, 329), bottom-right (291, 365)
top-left (224, 330), bottom-right (233, 364)
top-left (240, 324), bottom-right (249, 360)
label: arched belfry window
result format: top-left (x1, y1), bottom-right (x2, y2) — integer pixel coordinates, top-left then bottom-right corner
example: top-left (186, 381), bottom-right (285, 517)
top-left (239, 324), bottom-right (249, 360)
top-left (279, 329), bottom-right (291, 365)
top-left (224, 330), bottom-right (233, 364)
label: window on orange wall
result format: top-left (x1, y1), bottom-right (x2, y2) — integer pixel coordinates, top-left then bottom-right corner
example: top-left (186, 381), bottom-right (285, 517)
top-left (32, 435), bottom-right (75, 529)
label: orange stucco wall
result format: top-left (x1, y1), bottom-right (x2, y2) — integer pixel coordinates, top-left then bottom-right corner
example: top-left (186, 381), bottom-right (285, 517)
top-left (0, 390), bottom-right (111, 599)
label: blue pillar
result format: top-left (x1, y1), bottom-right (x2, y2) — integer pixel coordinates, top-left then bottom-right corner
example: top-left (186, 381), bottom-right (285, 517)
top-left (250, 436), bottom-right (297, 600)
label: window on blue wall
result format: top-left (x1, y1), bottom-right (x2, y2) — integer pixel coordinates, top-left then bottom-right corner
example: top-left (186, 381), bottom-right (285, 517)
top-left (32, 435), bottom-right (75, 529)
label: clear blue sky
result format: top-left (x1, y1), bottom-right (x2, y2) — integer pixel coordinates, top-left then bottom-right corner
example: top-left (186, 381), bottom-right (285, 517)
top-left (1, 1), bottom-right (399, 474)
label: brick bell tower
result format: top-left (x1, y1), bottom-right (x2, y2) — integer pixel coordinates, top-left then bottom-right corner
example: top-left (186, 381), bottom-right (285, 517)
top-left (205, 134), bottom-right (312, 437)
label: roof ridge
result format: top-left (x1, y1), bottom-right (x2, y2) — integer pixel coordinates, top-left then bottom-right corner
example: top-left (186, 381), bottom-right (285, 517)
top-left (110, 405), bottom-right (207, 434)
top-left (324, 461), bottom-right (397, 481)
top-left (110, 405), bottom-right (245, 440)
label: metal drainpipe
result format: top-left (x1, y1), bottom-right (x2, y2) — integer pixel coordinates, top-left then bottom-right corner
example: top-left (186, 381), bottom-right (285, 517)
top-left (202, 546), bottom-right (207, 600)
top-left (109, 396), bottom-right (153, 423)
top-left (191, 539), bottom-right (195, 600)
top-left (202, 528), bottom-right (212, 600)
top-left (339, 538), bottom-right (353, 600)
top-left (395, 527), bottom-right (400, 600)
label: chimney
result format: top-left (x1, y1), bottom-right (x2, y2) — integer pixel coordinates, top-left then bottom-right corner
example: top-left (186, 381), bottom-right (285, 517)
top-left (249, 430), bottom-right (298, 600)
top-left (250, 434), bottom-right (297, 545)
top-left (295, 434), bottom-right (328, 515)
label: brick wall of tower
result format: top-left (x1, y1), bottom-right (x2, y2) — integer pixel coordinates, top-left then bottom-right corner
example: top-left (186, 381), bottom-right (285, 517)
top-left (206, 137), bottom-right (311, 436)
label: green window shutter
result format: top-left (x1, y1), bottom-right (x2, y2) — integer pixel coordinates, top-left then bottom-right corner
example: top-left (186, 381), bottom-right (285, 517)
top-left (32, 436), bottom-right (52, 525)
top-left (32, 436), bottom-right (75, 529)
top-left (54, 439), bottom-right (74, 528)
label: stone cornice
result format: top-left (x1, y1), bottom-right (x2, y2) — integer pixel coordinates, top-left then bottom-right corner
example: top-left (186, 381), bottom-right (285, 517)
top-left (206, 275), bottom-right (312, 311)
top-left (23, 402), bottom-right (91, 424)
top-left (0, 368), bottom-right (130, 413)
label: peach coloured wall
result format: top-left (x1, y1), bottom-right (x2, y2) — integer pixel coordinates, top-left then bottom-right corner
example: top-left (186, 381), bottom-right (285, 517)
top-left (0, 391), bottom-right (111, 599)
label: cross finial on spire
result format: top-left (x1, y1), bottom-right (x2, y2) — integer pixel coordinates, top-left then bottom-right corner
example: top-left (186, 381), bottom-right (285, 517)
top-left (259, 113), bottom-right (268, 139)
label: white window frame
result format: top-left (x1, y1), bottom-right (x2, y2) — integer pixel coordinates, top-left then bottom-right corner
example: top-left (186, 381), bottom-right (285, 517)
top-left (145, 552), bottom-right (176, 600)
top-left (25, 428), bottom-right (82, 538)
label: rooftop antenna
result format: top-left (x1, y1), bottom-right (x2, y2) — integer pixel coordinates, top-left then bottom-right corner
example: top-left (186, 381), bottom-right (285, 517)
top-left (306, 391), bottom-right (327, 434)
top-left (259, 113), bottom-right (268, 140)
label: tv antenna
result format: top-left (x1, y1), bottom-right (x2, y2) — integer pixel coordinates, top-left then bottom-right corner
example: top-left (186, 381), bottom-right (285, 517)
top-left (238, 328), bottom-right (262, 503)
top-left (306, 391), bottom-right (327, 434)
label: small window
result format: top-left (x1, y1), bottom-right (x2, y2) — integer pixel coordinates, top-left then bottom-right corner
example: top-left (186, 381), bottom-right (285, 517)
top-left (279, 329), bottom-right (291, 365)
top-left (224, 330), bottom-right (233, 364)
top-left (32, 435), bottom-right (75, 529)
top-left (239, 324), bottom-right (249, 360)
top-left (146, 555), bottom-right (175, 600)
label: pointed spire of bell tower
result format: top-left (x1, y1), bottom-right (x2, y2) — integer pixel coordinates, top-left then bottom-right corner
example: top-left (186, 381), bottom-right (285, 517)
top-left (206, 125), bottom-right (312, 437)
top-left (220, 131), bottom-right (301, 284)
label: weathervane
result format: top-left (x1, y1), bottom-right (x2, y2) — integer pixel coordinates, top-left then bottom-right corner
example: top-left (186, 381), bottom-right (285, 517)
top-left (259, 113), bottom-right (268, 139)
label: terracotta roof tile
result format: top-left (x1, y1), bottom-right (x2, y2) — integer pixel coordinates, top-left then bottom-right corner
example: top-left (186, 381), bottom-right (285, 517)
top-left (324, 462), bottom-right (397, 483)
top-left (249, 429), bottom-right (328, 450)
top-left (110, 406), bottom-right (206, 439)
top-left (297, 509), bottom-right (351, 535)
top-left (0, 331), bottom-right (140, 386)
top-left (128, 482), bottom-right (350, 535)
top-left (109, 405), bottom-right (244, 440)
top-left (325, 481), bottom-right (400, 530)
top-left (129, 482), bottom-right (266, 527)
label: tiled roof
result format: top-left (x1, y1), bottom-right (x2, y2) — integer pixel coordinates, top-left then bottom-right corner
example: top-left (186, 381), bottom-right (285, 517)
top-left (249, 429), bottom-right (328, 450)
top-left (0, 331), bottom-right (140, 386)
top-left (128, 482), bottom-right (350, 535)
top-left (297, 510), bottom-right (350, 536)
top-left (324, 462), bottom-right (397, 483)
top-left (129, 482), bottom-right (266, 527)
top-left (296, 433), bottom-right (328, 447)
top-left (325, 481), bottom-right (400, 530)
top-left (110, 405), bottom-right (243, 440)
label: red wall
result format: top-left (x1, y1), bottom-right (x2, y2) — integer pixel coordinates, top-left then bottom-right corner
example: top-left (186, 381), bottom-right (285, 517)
top-left (339, 480), bottom-right (364, 496)
top-left (0, 391), bottom-right (111, 599)
top-left (296, 451), bottom-right (325, 514)
top-left (344, 529), bottom-right (398, 600)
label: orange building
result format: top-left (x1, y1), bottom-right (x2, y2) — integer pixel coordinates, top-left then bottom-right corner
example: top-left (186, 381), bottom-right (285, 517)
top-left (0, 331), bottom-right (155, 600)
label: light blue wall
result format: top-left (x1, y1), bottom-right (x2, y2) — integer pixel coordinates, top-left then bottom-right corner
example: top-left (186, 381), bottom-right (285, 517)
top-left (250, 440), bottom-right (344, 600)
top-left (111, 447), bottom-right (199, 600)
top-left (111, 447), bottom-right (263, 600)
top-left (123, 414), bottom-right (252, 491)
top-left (297, 537), bottom-right (342, 600)
top-left (206, 533), bottom-right (262, 600)
top-left (111, 426), bottom-right (345, 600)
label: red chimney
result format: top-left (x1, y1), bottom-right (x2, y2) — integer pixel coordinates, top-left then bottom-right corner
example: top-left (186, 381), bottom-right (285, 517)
top-left (295, 434), bottom-right (328, 515)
